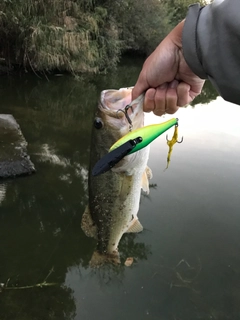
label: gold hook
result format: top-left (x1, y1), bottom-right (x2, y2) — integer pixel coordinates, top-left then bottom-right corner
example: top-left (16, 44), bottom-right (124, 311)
top-left (165, 125), bottom-right (183, 170)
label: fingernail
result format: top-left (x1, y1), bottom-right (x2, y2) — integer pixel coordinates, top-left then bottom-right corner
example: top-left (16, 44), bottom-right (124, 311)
top-left (169, 80), bottom-right (179, 89)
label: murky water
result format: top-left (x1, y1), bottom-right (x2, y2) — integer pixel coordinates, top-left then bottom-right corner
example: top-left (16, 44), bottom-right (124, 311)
top-left (1, 57), bottom-right (240, 320)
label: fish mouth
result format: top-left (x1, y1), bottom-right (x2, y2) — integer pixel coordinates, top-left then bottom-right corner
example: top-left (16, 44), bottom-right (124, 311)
top-left (100, 87), bottom-right (133, 112)
top-left (100, 87), bottom-right (143, 125)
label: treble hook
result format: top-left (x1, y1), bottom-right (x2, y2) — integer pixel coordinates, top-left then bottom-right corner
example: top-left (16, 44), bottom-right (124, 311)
top-left (166, 134), bottom-right (183, 144)
top-left (124, 104), bottom-right (133, 113)
top-left (165, 124), bottom-right (183, 170)
top-left (116, 104), bottom-right (133, 131)
top-left (166, 122), bottom-right (183, 144)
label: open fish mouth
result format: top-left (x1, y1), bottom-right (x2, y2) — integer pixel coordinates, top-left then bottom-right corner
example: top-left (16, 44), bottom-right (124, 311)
top-left (100, 87), bottom-right (133, 111)
top-left (100, 87), bottom-right (144, 129)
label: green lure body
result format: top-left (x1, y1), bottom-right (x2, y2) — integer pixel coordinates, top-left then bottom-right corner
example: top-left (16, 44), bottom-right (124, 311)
top-left (110, 118), bottom-right (178, 154)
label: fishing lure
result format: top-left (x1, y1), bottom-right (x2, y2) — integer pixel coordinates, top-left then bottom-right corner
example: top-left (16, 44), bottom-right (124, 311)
top-left (92, 118), bottom-right (180, 176)
top-left (92, 137), bottom-right (142, 176)
top-left (110, 118), bottom-right (178, 154)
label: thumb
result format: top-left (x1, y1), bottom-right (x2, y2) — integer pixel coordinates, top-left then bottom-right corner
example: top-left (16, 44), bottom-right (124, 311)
top-left (132, 74), bottom-right (149, 101)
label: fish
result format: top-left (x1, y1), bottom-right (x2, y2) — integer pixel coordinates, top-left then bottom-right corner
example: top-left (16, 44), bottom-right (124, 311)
top-left (81, 87), bottom-right (152, 266)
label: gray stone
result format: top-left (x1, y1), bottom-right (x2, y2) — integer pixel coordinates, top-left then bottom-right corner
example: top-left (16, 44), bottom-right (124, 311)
top-left (0, 114), bottom-right (35, 179)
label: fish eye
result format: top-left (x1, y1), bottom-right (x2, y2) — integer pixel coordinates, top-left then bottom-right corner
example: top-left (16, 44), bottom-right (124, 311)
top-left (94, 118), bottom-right (103, 129)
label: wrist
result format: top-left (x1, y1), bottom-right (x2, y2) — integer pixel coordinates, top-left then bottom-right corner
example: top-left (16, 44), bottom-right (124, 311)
top-left (169, 20), bottom-right (185, 49)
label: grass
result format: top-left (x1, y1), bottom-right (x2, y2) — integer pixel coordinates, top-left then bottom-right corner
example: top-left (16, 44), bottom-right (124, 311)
top-left (0, 0), bottom-right (120, 73)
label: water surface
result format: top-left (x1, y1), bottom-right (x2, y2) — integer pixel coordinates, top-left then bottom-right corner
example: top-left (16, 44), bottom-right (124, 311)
top-left (0, 58), bottom-right (240, 320)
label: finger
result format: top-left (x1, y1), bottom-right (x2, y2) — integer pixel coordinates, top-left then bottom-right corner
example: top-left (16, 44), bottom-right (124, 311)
top-left (143, 88), bottom-right (156, 112)
top-left (177, 82), bottom-right (191, 106)
top-left (189, 80), bottom-right (205, 100)
top-left (132, 70), bottom-right (149, 101)
top-left (165, 80), bottom-right (179, 114)
top-left (152, 84), bottom-right (167, 116)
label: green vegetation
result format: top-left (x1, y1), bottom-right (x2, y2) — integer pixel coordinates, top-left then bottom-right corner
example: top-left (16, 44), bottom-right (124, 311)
top-left (162, 0), bottom-right (208, 27)
top-left (0, 0), bottom-right (207, 73)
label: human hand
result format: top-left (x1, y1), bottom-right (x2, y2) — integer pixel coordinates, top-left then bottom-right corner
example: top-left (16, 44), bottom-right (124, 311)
top-left (132, 20), bottom-right (205, 116)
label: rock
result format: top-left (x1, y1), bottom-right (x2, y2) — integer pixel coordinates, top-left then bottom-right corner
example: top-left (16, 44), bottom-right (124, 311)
top-left (0, 114), bottom-right (35, 179)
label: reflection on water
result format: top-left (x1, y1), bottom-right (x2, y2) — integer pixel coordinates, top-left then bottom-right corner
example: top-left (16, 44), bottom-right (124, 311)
top-left (35, 143), bottom-right (71, 167)
top-left (0, 183), bottom-right (7, 204)
top-left (0, 58), bottom-right (240, 319)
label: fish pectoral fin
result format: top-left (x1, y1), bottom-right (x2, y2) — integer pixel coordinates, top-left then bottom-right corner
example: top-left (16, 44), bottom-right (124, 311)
top-left (81, 205), bottom-right (97, 239)
top-left (146, 165), bottom-right (153, 180)
top-left (141, 170), bottom-right (149, 194)
top-left (126, 218), bottom-right (143, 233)
top-left (141, 166), bottom-right (152, 194)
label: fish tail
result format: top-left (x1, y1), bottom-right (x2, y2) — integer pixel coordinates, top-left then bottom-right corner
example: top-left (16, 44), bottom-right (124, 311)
top-left (89, 250), bottom-right (120, 267)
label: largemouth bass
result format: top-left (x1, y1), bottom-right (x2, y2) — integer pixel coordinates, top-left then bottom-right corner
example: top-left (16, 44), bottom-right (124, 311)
top-left (81, 87), bottom-right (152, 266)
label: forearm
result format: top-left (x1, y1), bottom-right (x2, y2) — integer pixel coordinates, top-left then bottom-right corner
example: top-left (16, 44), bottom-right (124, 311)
top-left (182, 0), bottom-right (240, 104)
